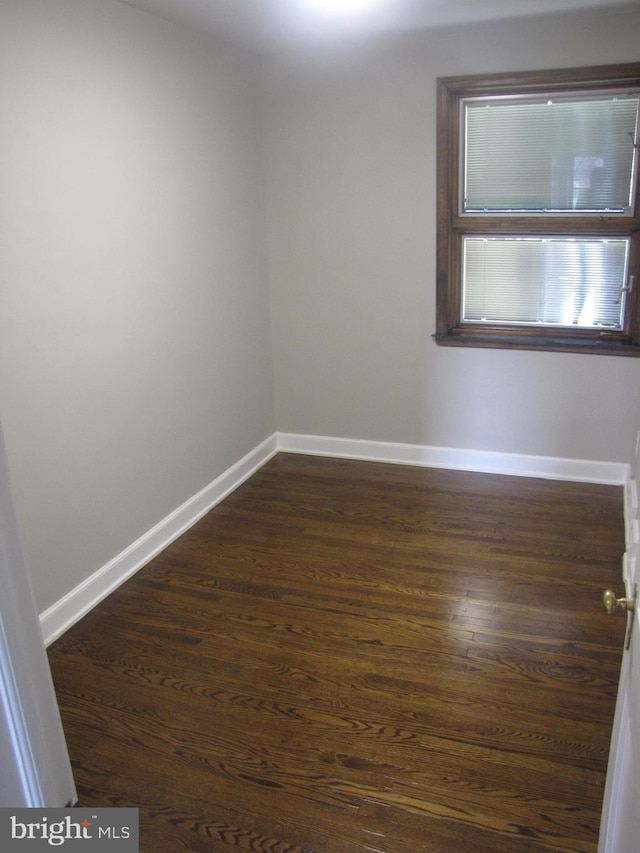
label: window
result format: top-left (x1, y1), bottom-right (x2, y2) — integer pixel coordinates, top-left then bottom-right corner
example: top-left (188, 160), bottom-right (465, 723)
top-left (435, 64), bottom-right (640, 355)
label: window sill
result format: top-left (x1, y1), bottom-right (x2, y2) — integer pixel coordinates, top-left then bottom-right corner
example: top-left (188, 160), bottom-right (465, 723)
top-left (433, 332), bottom-right (640, 357)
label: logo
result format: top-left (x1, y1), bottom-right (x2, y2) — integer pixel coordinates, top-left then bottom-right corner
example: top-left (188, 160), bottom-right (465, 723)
top-left (0, 809), bottom-right (138, 851)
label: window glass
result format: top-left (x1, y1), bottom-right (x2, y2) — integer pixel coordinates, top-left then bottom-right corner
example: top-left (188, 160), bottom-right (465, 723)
top-left (463, 94), bottom-right (639, 213)
top-left (462, 237), bottom-right (629, 328)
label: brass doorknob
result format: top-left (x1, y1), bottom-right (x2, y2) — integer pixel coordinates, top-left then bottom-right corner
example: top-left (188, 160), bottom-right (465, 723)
top-left (603, 589), bottom-right (636, 615)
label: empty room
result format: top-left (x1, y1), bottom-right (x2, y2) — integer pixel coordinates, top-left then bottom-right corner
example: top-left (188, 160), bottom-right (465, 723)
top-left (1, 0), bottom-right (640, 851)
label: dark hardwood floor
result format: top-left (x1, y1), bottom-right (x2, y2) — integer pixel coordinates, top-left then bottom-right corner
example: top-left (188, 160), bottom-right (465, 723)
top-left (47, 453), bottom-right (626, 852)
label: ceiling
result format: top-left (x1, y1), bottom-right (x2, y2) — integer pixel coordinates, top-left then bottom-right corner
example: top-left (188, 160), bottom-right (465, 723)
top-left (116, 0), bottom-right (639, 53)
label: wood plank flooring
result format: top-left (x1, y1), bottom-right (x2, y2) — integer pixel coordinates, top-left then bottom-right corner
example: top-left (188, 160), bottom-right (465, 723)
top-left (47, 453), bottom-right (626, 852)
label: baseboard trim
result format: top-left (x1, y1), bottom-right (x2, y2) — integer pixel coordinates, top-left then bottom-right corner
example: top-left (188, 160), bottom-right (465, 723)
top-left (42, 430), bottom-right (628, 644)
top-left (40, 434), bottom-right (278, 646)
top-left (276, 432), bottom-right (629, 486)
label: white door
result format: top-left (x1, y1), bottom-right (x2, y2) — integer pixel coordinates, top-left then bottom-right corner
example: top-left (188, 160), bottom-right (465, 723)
top-left (598, 506), bottom-right (640, 852)
top-left (0, 420), bottom-right (76, 807)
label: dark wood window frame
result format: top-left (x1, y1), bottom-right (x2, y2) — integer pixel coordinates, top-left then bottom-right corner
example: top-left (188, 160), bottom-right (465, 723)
top-left (435, 63), bottom-right (640, 356)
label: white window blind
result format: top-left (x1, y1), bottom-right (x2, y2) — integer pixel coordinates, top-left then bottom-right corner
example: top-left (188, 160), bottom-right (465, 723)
top-left (463, 237), bottom-right (629, 328)
top-left (463, 93), bottom-right (639, 214)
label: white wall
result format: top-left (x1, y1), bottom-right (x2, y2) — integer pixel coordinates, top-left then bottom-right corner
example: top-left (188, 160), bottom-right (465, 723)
top-left (265, 5), bottom-right (640, 461)
top-left (0, 0), bottom-right (275, 613)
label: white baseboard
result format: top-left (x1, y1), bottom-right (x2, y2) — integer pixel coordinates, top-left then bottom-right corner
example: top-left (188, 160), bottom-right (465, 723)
top-left (276, 432), bottom-right (629, 486)
top-left (40, 434), bottom-right (278, 646)
top-left (42, 430), bottom-right (627, 644)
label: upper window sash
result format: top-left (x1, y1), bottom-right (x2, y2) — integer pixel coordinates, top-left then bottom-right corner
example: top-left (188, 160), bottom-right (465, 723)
top-left (459, 89), bottom-right (640, 217)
